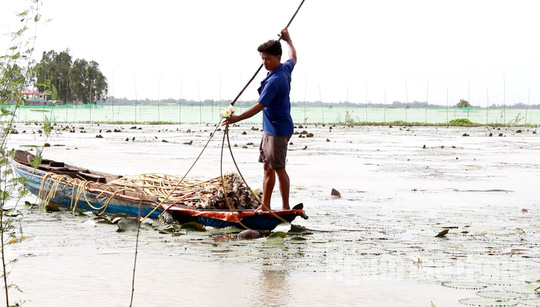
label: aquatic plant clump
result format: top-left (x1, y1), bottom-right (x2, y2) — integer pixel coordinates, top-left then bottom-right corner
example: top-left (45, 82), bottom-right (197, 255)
top-left (108, 172), bottom-right (261, 210)
top-left (448, 118), bottom-right (474, 126)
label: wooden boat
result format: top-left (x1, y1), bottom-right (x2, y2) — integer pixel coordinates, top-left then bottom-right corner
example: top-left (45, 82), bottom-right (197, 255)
top-left (11, 150), bottom-right (307, 231)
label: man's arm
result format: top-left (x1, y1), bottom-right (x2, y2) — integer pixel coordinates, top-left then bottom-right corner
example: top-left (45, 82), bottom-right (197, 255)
top-left (280, 28), bottom-right (296, 63)
top-left (223, 102), bottom-right (265, 125)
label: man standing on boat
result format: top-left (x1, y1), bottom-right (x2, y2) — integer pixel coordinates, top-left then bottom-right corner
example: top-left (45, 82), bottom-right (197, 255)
top-left (223, 28), bottom-right (297, 212)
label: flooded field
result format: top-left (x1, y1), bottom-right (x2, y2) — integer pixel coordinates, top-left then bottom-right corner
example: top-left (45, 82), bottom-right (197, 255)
top-left (3, 122), bottom-right (540, 306)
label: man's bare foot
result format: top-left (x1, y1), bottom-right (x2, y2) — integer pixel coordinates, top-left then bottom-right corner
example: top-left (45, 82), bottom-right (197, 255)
top-left (282, 206), bottom-right (290, 210)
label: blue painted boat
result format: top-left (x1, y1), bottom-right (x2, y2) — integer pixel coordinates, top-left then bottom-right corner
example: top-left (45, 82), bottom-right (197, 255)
top-left (11, 150), bottom-right (307, 231)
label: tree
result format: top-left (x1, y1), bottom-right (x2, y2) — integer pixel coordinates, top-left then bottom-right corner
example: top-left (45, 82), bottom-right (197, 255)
top-left (85, 60), bottom-right (108, 103)
top-left (457, 99), bottom-right (471, 108)
top-left (68, 58), bottom-right (87, 103)
top-left (35, 49), bottom-right (72, 103)
top-left (55, 50), bottom-right (72, 103)
top-left (69, 59), bottom-right (107, 104)
top-left (35, 50), bottom-right (107, 104)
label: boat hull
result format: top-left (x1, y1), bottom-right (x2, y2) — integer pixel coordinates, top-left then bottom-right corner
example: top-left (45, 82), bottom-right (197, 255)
top-left (167, 208), bottom-right (301, 230)
top-left (11, 150), bottom-right (307, 231)
top-left (13, 161), bottom-right (162, 218)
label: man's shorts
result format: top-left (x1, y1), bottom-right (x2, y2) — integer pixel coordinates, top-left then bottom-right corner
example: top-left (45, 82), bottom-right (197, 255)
top-left (258, 132), bottom-right (291, 170)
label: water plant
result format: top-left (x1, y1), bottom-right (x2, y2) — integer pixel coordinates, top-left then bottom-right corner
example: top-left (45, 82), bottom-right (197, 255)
top-left (1, 1), bottom-right (43, 305)
top-left (507, 113), bottom-right (524, 126)
top-left (448, 118), bottom-right (474, 126)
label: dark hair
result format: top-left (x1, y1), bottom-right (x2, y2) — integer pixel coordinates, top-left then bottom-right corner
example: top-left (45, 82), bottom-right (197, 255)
top-left (257, 40), bottom-right (282, 56)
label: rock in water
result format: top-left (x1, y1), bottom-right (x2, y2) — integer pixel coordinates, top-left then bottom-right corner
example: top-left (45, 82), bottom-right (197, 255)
top-left (238, 229), bottom-right (262, 240)
top-left (116, 217), bottom-right (140, 232)
top-left (331, 188), bottom-right (341, 197)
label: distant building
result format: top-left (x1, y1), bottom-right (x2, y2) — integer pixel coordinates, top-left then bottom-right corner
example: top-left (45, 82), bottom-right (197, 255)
top-left (20, 89), bottom-right (57, 106)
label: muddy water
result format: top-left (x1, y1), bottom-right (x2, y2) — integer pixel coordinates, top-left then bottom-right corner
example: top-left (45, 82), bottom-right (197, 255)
top-left (3, 123), bottom-right (540, 306)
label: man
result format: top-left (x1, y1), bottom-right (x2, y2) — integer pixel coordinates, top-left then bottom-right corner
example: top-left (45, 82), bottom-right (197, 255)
top-left (223, 28), bottom-right (297, 211)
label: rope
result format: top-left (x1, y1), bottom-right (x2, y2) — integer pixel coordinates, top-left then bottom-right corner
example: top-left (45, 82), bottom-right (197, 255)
top-left (220, 125), bottom-right (252, 230)
top-left (140, 120), bottom-right (223, 221)
top-left (37, 173), bottom-right (121, 215)
top-left (38, 173), bottom-right (70, 210)
top-left (222, 126), bottom-right (291, 226)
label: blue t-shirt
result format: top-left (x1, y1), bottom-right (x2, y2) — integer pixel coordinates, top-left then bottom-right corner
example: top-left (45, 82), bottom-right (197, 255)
top-left (258, 59), bottom-right (295, 137)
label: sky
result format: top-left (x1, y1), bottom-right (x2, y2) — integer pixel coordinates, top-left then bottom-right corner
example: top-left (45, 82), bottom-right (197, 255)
top-left (2, 0), bottom-right (540, 106)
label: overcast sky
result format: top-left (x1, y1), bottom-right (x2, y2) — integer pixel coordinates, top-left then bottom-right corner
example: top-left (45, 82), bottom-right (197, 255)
top-left (2, 0), bottom-right (540, 106)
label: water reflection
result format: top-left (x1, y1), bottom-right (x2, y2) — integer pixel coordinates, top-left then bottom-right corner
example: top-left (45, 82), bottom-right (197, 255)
top-left (251, 270), bottom-right (290, 307)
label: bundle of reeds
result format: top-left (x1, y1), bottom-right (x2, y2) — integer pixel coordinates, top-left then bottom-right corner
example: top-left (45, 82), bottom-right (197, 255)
top-left (107, 172), bottom-right (261, 210)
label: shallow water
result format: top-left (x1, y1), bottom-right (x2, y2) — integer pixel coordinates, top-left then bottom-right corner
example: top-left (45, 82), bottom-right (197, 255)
top-left (3, 123), bottom-right (540, 306)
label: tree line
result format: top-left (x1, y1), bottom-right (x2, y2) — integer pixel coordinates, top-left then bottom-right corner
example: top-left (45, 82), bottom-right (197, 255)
top-left (34, 49), bottom-right (107, 104)
top-left (101, 96), bottom-right (540, 109)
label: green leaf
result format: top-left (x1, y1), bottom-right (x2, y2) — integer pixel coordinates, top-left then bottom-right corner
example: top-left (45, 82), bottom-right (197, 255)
top-left (1, 190), bottom-right (9, 201)
top-left (43, 116), bottom-right (52, 134)
top-left (268, 231), bottom-right (287, 238)
top-left (32, 154), bottom-right (42, 169)
top-left (17, 10), bottom-right (29, 18)
top-left (15, 26), bottom-right (28, 36)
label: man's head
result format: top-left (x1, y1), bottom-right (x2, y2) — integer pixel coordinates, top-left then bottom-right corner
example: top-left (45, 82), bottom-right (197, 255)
top-left (258, 40), bottom-right (282, 72)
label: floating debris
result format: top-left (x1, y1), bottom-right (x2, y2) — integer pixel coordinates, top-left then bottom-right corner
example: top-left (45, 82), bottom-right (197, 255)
top-left (6, 236), bottom-right (28, 245)
top-left (45, 202), bottom-right (60, 212)
top-left (94, 215), bottom-right (114, 224)
top-left (435, 229), bottom-right (449, 237)
top-left (331, 188), bottom-right (341, 197)
top-left (180, 222), bottom-right (206, 232)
